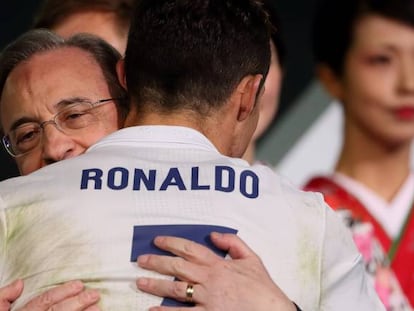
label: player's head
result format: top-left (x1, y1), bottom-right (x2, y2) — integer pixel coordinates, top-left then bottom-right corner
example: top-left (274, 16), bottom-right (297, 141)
top-left (123, 0), bottom-right (271, 156)
top-left (33, 0), bottom-right (135, 53)
top-left (0, 29), bottom-right (128, 175)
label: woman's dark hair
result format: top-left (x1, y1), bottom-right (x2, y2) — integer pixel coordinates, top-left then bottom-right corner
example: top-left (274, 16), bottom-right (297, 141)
top-left (313, 0), bottom-right (414, 75)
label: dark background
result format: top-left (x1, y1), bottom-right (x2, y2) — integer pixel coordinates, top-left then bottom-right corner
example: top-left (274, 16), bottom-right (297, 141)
top-left (0, 0), bottom-right (318, 180)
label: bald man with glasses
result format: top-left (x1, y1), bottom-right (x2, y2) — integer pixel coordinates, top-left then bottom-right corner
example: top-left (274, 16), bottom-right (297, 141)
top-left (0, 30), bottom-right (127, 176)
top-left (0, 30), bottom-right (128, 310)
top-left (2, 98), bottom-right (121, 159)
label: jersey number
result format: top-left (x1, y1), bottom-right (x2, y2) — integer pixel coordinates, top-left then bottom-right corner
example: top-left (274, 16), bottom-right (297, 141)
top-left (130, 224), bottom-right (237, 306)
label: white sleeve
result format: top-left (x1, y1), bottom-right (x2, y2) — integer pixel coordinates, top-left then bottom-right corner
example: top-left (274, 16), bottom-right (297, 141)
top-left (318, 196), bottom-right (385, 310)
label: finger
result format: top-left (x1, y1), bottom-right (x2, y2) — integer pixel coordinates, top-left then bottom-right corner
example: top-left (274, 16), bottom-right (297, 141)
top-left (0, 279), bottom-right (24, 310)
top-left (138, 254), bottom-right (206, 283)
top-left (209, 232), bottom-right (256, 260)
top-left (19, 280), bottom-right (89, 311)
top-left (136, 278), bottom-right (204, 305)
top-left (153, 236), bottom-right (220, 265)
top-left (40, 289), bottom-right (100, 311)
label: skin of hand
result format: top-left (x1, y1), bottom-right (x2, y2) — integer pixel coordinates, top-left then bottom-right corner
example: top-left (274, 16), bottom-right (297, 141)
top-left (0, 280), bottom-right (23, 311)
top-left (0, 279), bottom-right (100, 311)
top-left (136, 232), bottom-right (296, 311)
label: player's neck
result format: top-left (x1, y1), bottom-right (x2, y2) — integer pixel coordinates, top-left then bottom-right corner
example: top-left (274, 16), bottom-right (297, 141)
top-left (123, 106), bottom-right (236, 157)
top-left (242, 142), bottom-right (255, 164)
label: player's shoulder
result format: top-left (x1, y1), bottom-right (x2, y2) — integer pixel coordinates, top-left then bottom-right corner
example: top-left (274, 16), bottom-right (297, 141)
top-left (251, 163), bottom-right (328, 215)
top-left (0, 157), bottom-right (78, 195)
top-left (251, 163), bottom-right (323, 198)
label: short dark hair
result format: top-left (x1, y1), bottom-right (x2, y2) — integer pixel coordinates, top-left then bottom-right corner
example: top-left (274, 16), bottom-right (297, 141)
top-left (0, 29), bottom-right (128, 131)
top-left (313, 0), bottom-right (414, 75)
top-left (125, 0), bottom-right (271, 115)
top-left (33, 0), bottom-right (136, 36)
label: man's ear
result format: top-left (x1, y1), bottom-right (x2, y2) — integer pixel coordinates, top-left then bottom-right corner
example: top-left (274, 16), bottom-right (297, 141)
top-left (316, 64), bottom-right (344, 100)
top-left (116, 59), bottom-right (127, 90)
top-left (235, 74), bottom-right (263, 122)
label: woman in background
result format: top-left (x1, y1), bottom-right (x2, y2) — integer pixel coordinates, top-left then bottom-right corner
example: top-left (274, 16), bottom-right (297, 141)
top-left (242, 1), bottom-right (285, 164)
top-left (304, 0), bottom-right (414, 309)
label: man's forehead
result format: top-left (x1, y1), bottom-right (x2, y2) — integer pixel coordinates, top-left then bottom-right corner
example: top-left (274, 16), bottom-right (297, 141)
top-left (4, 46), bottom-right (104, 94)
top-left (1, 46), bottom-right (107, 116)
top-left (0, 43), bottom-right (113, 134)
top-left (28, 46), bottom-right (99, 72)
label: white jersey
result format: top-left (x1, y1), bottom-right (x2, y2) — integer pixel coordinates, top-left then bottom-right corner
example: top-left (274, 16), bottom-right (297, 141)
top-left (0, 126), bottom-right (383, 310)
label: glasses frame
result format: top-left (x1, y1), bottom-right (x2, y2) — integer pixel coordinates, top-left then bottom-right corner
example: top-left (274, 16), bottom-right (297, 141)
top-left (2, 97), bottom-right (122, 157)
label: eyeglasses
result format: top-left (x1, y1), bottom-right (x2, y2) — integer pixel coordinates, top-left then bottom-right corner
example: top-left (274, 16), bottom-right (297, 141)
top-left (2, 98), bottom-right (120, 157)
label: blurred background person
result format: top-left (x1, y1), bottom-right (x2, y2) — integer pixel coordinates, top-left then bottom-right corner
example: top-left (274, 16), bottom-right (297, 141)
top-left (33, 0), bottom-right (135, 54)
top-left (304, 0), bottom-right (414, 309)
top-left (242, 0), bottom-right (285, 164)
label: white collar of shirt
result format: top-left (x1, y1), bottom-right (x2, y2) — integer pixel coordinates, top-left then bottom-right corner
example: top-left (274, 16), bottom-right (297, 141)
top-left (332, 172), bottom-right (414, 239)
top-left (87, 125), bottom-right (220, 153)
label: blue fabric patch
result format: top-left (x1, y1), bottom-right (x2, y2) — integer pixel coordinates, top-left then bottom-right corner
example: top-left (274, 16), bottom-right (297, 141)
top-left (130, 224), bottom-right (237, 306)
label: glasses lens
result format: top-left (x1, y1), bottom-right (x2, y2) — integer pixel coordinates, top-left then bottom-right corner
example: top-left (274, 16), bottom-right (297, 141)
top-left (2, 136), bottom-right (14, 156)
top-left (56, 102), bottom-right (102, 132)
top-left (6, 123), bottom-right (42, 156)
top-left (2, 99), bottom-right (114, 157)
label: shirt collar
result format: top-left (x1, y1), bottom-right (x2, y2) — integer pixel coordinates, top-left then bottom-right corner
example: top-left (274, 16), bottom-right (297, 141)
top-left (87, 125), bottom-right (219, 153)
top-left (332, 172), bottom-right (414, 238)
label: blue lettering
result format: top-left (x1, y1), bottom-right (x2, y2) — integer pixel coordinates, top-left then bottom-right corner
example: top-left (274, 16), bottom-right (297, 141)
top-left (80, 166), bottom-right (259, 198)
top-left (107, 167), bottom-right (129, 190)
top-left (215, 166), bottom-right (235, 193)
top-left (133, 169), bottom-right (156, 190)
top-left (240, 170), bottom-right (259, 199)
top-left (191, 167), bottom-right (210, 190)
top-left (160, 168), bottom-right (186, 191)
top-left (81, 169), bottom-right (103, 189)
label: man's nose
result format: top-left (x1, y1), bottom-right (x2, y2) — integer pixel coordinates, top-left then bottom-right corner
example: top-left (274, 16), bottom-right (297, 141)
top-left (41, 124), bottom-right (77, 164)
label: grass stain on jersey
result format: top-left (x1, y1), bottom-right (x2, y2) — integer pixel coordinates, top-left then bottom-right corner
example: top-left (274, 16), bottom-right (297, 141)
top-left (2, 201), bottom-right (96, 308)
